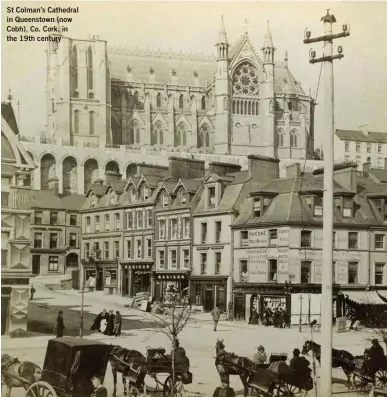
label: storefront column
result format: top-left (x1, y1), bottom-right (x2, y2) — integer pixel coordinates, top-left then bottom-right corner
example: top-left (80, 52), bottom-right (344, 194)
top-left (128, 268), bottom-right (133, 297)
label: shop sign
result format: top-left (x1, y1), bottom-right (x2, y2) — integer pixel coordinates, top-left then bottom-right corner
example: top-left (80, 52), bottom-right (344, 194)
top-left (248, 248), bottom-right (267, 282)
top-left (248, 230), bottom-right (267, 247)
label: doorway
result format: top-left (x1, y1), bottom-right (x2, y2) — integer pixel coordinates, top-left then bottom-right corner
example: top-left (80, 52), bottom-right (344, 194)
top-left (1, 296), bottom-right (10, 335)
top-left (32, 255), bottom-right (40, 275)
top-left (204, 288), bottom-right (213, 312)
top-left (216, 286), bottom-right (226, 312)
top-left (96, 268), bottom-right (103, 291)
top-left (122, 269), bottom-right (129, 296)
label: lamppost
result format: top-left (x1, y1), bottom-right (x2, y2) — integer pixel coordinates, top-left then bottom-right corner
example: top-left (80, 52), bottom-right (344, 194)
top-left (235, 122), bottom-right (258, 145)
top-left (303, 10), bottom-right (350, 394)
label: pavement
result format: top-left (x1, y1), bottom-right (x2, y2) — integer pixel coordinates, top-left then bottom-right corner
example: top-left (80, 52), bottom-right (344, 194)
top-left (1, 284), bottom-right (382, 397)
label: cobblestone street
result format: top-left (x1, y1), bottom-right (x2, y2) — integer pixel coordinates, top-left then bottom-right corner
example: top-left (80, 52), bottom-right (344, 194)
top-left (2, 286), bottom-right (378, 397)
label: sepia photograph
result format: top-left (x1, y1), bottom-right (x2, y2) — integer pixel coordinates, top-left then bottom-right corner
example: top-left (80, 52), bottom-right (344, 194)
top-left (1, 1), bottom-right (387, 396)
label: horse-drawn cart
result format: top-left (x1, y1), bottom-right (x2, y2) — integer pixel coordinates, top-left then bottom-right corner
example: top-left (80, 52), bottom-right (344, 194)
top-left (247, 361), bottom-right (314, 397)
top-left (351, 355), bottom-right (387, 393)
top-left (112, 346), bottom-right (192, 397)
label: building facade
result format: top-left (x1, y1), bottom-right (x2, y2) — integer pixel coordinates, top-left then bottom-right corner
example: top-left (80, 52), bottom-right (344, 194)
top-left (231, 162), bottom-right (387, 323)
top-left (1, 104), bottom-right (35, 336)
top-left (334, 127), bottom-right (387, 169)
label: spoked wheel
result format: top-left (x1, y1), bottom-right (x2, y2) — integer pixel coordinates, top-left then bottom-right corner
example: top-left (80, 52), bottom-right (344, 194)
top-left (26, 381), bottom-right (57, 397)
top-left (352, 373), bottom-right (372, 394)
top-left (273, 381), bottom-right (300, 397)
top-left (163, 374), bottom-right (184, 397)
top-left (375, 369), bottom-right (387, 388)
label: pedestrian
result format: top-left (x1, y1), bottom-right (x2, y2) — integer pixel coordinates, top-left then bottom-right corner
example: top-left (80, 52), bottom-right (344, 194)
top-left (212, 381), bottom-right (235, 397)
top-left (113, 311), bottom-right (122, 337)
top-left (91, 309), bottom-right (107, 332)
top-left (55, 310), bottom-right (65, 337)
top-left (253, 345), bottom-right (267, 365)
top-left (211, 306), bottom-right (221, 331)
top-left (91, 375), bottom-right (107, 397)
top-left (104, 310), bottom-right (115, 336)
top-left (30, 285), bottom-right (36, 300)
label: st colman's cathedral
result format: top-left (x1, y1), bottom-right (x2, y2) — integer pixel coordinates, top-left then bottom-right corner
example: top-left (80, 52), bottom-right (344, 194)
top-left (45, 18), bottom-right (315, 160)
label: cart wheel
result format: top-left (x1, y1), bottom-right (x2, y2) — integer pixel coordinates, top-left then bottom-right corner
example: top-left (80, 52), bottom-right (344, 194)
top-left (26, 381), bottom-right (57, 397)
top-left (163, 374), bottom-right (184, 397)
top-left (375, 369), bottom-right (387, 388)
top-left (352, 374), bottom-right (372, 395)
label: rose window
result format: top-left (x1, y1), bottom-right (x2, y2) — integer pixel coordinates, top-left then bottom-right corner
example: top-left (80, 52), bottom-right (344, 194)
top-left (232, 62), bottom-right (260, 96)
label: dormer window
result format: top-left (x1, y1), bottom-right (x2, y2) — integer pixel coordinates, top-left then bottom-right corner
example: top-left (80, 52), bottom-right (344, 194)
top-left (254, 198), bottom-right (261, 218)
top-left (343, 198), bottom-right (353, 218)
top-left (208, 187), bottom-right (216, 208)
top-left (143, 185), bottom-right (149, 200)
top-left (314, 197), bottom-right (323, 216)
top-left (90, 194), bottom-right (97, 208)
top-left (373, 198), bottom-right (387, 221)
top-left (180, 189), bottom-right (187, 204)
top-left (130, 187), bottom-right (136, 202)
top-left (109, 191), bottom-right (117, 205)
top-left (162, 192), bottom-right (169, 207)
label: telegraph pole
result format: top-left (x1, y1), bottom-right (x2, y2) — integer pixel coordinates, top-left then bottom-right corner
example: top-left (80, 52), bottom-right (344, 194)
top-left (303, 10), bottom-right (350, 395)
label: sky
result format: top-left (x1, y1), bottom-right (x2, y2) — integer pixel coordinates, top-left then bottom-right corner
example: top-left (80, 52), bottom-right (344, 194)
top-left (2, 1), bottom-right (387, 147)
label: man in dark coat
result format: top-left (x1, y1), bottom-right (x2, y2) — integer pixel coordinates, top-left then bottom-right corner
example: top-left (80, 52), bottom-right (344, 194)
top-left (212, 382), bottom-right (235, 397)
top-left (91, 376), bottom-right (107, 397)
top-left (104, 310), bottom-right (115, 336)
top-left (211, 306), bottom-right (221, 331)
top-left (290, 349), bottom-right (311, 373)
top-left (113, 311), bottom-right (122, 337)
top-left (368, 339), bottom-right (386, 377)
top-left (30, 285), bottom-right (36, 300)
top-left (56, 310), bottom-right (65, 337)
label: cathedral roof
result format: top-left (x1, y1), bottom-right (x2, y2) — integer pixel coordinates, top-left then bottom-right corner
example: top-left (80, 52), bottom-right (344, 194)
top-left (109, 50), bottom-right (216, 87)
top-left (274, 65), bottom-right (305, 95)
top-left (263, 21), bottom-right (274, 48)
top-left (1, 102), bottom-right (19, 135)
top-left (335, 128), bottom-right (387, 143)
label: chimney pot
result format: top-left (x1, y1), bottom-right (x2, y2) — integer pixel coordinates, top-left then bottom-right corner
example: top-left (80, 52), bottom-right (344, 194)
top-left (363, 162), bottom-right (371, 177)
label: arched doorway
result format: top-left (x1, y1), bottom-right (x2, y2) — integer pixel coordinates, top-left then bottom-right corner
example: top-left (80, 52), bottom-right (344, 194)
top-left (62, 156), bottom-right (78, 195)
top-left (40, 153), bottom-right (56, 190)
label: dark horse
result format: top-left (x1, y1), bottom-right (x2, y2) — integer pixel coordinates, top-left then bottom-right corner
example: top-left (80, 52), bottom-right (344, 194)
top-left (1, 354), bottom-right (42, 397)
top-left (215, 339), bottom-right (253, 397)
top-left (109, 345), bottom-right (147, 396)
top-left (302, 340), bottom-right (356, 388)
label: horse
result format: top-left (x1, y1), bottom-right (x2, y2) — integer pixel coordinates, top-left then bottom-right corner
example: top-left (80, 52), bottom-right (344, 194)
top-left (215, 339), bottom-right (253, 397)
top-left (109, 345), bottom-right (147, 396)
top-left (1, 354), bottom-right (42, 397)
top-left (301, 340), bottom-right (355, 388)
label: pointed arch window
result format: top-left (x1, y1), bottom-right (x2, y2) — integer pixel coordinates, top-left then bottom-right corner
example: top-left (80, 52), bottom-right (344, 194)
top-left (275, 129), bottom-right (284, 147)
top-left (176, 123), bottom-right (187, 147)
top-left (74, 110), bottom-right (79, 135)
top-left (199, 124), bottom-right (210, 148)
top-left (290, 130), bottom-right (298, 148)
top-left (156, 93), bottom-right (162, 108)
top-left (71, 45), bottom-right (78, 92)
top-left (133, 120), bottom-right (140, 144)
top-left (89, 111), bottom-right (95, 135)
top-left (87, 46), bottom-right (93, 91)
top-left (153, 121), bottom-right (163, 146)
top-left (179, 94), bottom-right (184, 110)
top-left (133, 92), bottom-right (139, 110)
top-left (201, 96), bottom-right (206, 111)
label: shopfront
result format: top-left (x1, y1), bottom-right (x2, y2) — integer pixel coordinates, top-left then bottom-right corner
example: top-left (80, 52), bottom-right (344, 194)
top-left (121, 262), bottom-right (152, 297)
top-left (153, 271), bottom-right (189, 303)
top-left (82, 260), bottom-right (118, 292)
top-left (190, 276), bottom-right (228, 313)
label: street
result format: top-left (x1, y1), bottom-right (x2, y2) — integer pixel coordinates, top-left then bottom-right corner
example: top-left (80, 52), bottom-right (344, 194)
top-left (1, 285), bottom-right (377, 397)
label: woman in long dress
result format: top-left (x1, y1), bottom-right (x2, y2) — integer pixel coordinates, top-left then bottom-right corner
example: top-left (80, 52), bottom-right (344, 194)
top-left (91, 309), bottom-right (107, 332)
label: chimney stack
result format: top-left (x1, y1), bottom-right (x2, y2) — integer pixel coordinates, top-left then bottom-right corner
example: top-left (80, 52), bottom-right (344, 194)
top-left (359, 124), bottom-right (369, 136)
top-left (286, 163), bottom-right (301, 178)
top-left (363, 162), bottom-right (371, 177)
top-left (314, 162), bottom-right (358, 193)
top-left (134, 163), bottom-right (169, 178)
top-left (208, 161), bottom-right (241, 176)
top-left (247, 155), bottom-right (280, 180)
top-left (169, 157), bottom-right (205, 180)
top-left (47, 177), bottom-right (59, 196)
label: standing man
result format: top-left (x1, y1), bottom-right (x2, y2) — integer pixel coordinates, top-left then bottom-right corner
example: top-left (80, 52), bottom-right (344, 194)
top-left (55, 310), bottom-right (65, 337)
top-left (211, 305), bottom-right (221, 332)
top-left (113, 311), bottom-right (122, 337)
top-left (91, 375), bottom-right (107, 397)
top-left (29, 285), bottom-right (36, 300)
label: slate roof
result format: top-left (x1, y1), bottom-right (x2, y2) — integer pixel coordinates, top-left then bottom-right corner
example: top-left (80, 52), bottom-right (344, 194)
top-left (335, 129), bottom-right (387, 143)
top-left (178, 178), bottom-right (204, 193)
top-left (60, 195), bottom-right (87, 211)
top-left (1, 133), bottom-right (16, 162)
top-left (370, 168), bottom-right (387, 184)
top-left (1, 102), bottom-right (19, 135)
top-left (108, 180), bottom-right (127, 194)
top-left (30, 190), bottom-right (66, 210)
top-left (87, 184), bottom-right (107, 198)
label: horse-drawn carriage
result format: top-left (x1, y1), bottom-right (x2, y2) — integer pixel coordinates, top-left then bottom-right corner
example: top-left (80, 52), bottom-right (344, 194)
top-left (247, 361), bottom-right (314, 397)
top-left (351, 355), bottom-right (387, 393)
top-left (2, 337), bottom-right (111, 397)
top-left (110, 345), bottom-right (192, 397)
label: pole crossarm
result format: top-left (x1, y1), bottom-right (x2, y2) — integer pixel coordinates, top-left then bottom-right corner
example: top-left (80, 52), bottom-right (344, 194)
top-left (303, 31), bottom-right (350, 44)
top-left (310, 54), bottom-right (344, 64)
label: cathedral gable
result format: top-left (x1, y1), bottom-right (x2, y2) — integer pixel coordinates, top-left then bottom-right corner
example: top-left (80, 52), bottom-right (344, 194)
top-left (152, 112), bottom-right (168, 127)
top-left (175, 113), bottom-right (191, 129)
top-left (198, 115), bottom-right (214, 130)
top-left (230, 36), bottom-right (263, 72)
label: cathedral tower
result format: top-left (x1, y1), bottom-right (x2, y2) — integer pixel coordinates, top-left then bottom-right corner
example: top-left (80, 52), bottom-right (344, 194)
top-left (214, 16), bottom-right (231, 154)
top-left (46, 34), bottom-right (111, 145)
top-left (261, 21), bottom-right (276, 157)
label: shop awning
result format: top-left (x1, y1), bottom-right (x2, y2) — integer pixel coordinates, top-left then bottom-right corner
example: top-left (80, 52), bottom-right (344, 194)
top-left (377, 290), bottom-right (387, 302)
top-left (345, 291), bottom-right (387, 305)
